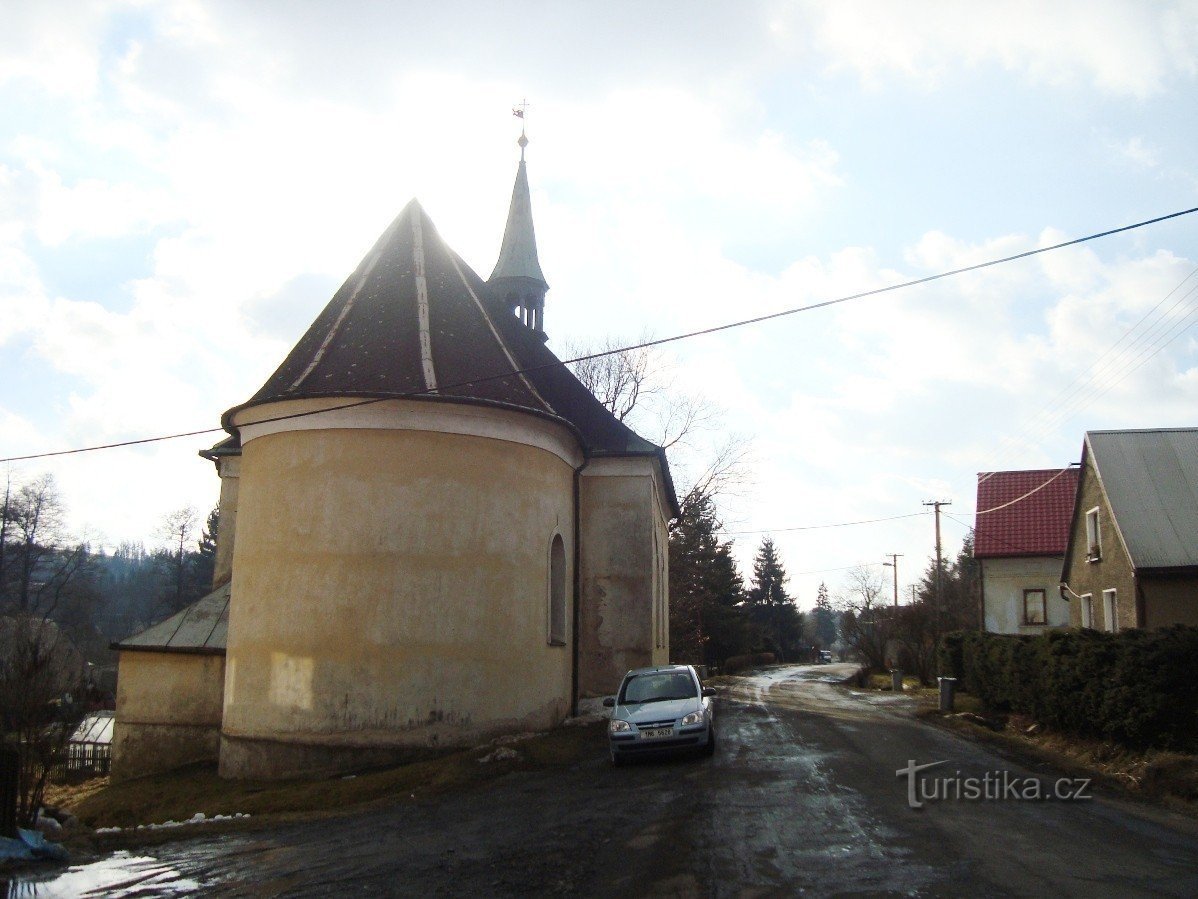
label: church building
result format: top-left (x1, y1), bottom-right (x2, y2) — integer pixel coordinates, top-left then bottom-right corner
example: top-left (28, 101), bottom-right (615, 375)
top-left (112, 136), bottom-right (678, 780)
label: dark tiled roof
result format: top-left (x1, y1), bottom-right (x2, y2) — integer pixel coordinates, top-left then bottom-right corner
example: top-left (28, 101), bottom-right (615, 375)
top-left (1087, 428), bottom-right (1198, 570)
top-left (223, 200), bottom-right (677, 512)
top-left (974, 468), bottom-right (1079, 558)
top-left (115, 584), bottom-right (229, 654)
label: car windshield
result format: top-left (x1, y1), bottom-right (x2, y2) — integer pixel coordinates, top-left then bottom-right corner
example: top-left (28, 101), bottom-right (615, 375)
top-left (619, 671), bottom-right (697, 704)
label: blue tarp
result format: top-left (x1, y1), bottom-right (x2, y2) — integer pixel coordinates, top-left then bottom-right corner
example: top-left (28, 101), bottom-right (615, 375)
top-left (0, 828), bottom-right (69, 864)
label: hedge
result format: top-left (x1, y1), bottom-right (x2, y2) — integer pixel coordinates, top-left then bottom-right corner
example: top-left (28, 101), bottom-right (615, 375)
top-left (937, 627), bottom-right (1198, 750)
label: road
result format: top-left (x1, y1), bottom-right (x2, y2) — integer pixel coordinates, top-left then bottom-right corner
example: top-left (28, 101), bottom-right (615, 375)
top-left (12, 664), bottom-right (1198, 896)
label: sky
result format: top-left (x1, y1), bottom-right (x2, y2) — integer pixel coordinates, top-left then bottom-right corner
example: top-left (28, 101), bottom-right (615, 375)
top-left (2, 1), bottom-right (1196, 609)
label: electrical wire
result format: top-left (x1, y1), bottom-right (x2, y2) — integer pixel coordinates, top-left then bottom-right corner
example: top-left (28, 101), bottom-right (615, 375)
top-left (4, 204), bottom-right (1197, 465)
top-left (968, 464), bottom-right (1079, 517)
top-left (978, 265), bottom-right (1198, 480)
top-left (942, 511), bottom-right (1061, 558)
top-left (718, 511), bottom-right (930, 536)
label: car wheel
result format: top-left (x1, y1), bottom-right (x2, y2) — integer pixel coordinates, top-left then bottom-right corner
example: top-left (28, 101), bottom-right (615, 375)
top-left (704, 729), bottom-right (717, 757)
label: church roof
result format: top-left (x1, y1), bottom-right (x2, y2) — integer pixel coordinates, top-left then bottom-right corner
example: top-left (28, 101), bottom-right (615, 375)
top-left (488, 156), bottom-right (548, 288)
top-left (224, 201), bottom-right (679, 514)
top-left (114, 584), bottom-right (229, 655)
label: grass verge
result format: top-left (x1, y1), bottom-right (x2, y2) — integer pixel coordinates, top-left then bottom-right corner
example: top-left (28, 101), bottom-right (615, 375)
top-left (918, 696), bottom-right (1198, 816)
top-left (46, 720), bottom-right (606, 850)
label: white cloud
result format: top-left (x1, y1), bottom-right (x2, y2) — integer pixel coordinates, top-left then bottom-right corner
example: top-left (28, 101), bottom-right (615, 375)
top-left (792, 0), bottom-right (1198, 98)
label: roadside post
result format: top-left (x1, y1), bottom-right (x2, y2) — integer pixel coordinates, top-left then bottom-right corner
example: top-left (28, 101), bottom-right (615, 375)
top-left (890, 669), bottom-right (903, 692)
top-left (938, 677), bottom-right (957, 713)
top-left (0, 744), bottom-right (17, 837)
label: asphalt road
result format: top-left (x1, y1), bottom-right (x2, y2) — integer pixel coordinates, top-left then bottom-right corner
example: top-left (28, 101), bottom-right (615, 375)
top-left (14, 664), bottom-right (1198, 897)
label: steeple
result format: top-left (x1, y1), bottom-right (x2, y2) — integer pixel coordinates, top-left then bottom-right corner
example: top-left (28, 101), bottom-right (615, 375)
top-left (488, 126), bottom-right (550, 341)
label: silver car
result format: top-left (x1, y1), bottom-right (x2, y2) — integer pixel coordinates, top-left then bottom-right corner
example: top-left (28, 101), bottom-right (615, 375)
top-left (603, 664), bottom-right (716, 766)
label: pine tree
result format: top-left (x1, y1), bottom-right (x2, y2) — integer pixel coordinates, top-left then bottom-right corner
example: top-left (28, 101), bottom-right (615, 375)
top-left (195, 506), bottom-right (219, 590)
top-left (746, 537), bottom-right (804, 661)
top-left (668, 491), bottom-right (748, 667)
top-left (813, 581), bottom-right (839, 647)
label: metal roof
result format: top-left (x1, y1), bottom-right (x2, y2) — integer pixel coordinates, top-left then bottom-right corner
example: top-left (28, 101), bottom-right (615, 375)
top-left (70, 711), bottom-right (114, 745)
top-left (115, 583), bottom-right (229, 654)
top-left (1088, 428), bottom-right (1198, 570)
top-left (488, 159), bottom-right (548, 287)
top-left (974, 468), bottom-right (1079, 559)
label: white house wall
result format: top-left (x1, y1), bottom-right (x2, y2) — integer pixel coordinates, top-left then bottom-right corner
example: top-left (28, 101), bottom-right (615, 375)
top-left (981, 557), bottom-right (1069, 634)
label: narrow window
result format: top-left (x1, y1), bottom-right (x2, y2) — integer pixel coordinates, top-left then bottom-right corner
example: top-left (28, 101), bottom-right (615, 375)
top-left (1103, 589), bottom-right (1118, 633)
top-left (1022, 589), bottom-right (1047, 626)
top-left (548, 534), bottom-right (566, 646)
top-left (1085, 507), bottom-right (1101, 561)
top-left (1080, 594), bottom-right (1093, 629)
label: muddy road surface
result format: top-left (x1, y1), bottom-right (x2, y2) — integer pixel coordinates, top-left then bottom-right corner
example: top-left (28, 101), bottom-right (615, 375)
top-left (12, 663), bottom-right (1198, 896)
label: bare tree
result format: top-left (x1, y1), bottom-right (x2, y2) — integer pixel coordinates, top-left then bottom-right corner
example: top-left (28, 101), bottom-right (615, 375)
top-left (836, 565), bottom-right (894, 673)
top-left (566, 335), bottom-right (749, 517)
top-left (0, 615), bottom-right (88, 828)
top-left (565, 335), bottom-right (717, 451)
top-left (7, 475), bottom-right (67, 614)
top-left (892, 600), bottom-right (938, 685)
top-left (156, 506), bottom-right (199, 616)
top-left (567, 336), bottom-right (656, 424)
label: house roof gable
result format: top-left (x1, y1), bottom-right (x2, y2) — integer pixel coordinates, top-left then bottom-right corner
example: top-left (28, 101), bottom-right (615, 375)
top-left (1085, 428), bottom-right (1198, 570)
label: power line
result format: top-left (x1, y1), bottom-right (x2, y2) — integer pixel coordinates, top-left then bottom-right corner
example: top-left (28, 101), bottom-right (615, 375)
top-left (942, 511), bottom-right (1060, 557)
top-left (970, 464), bottom-right (1079, 516)
top-left (718, 511), bottom-right (930, 536)
top-left (791, 560), bottom-right (887, 577)
top-left (4, 204), bottom-right (1197, 465)
top-left (978, 265), bottom-right (1198, 480)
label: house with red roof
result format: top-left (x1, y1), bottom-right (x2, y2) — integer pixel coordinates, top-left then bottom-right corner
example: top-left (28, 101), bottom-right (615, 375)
top-left (974, 467), bottom-right (1080, 634)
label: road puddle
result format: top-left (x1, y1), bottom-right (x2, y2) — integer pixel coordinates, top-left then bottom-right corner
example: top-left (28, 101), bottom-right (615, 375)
top-left (3, 851), bottom-right (199, 897)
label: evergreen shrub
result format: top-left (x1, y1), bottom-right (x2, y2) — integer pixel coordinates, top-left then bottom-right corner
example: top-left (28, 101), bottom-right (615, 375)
top-left (938, 626), bottom-right (1198, 750)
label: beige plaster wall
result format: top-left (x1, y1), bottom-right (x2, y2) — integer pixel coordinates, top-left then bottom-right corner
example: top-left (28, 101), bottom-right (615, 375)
top-left (1141, 577), bottom-right (1198, 629)
top-left (1063, 459), bottom-right (1137, 630)
top-left (577, 457), bottom-right (670, 697)
top-left (220, 403), bottom-right (576, 778)
top-left (980, 557), bottom-right (1070, 634)
top-left (212, 456), bottom-right (239, 589)
top-left (111, 650), bottom-right (225, 781)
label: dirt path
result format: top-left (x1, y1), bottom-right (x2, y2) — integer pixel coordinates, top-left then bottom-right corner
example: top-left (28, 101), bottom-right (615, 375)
top-left (10, 664), bottom-right (1198, 896)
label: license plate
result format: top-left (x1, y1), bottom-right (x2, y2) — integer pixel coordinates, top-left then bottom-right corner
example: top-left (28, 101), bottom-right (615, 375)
top-left (641, 727), bottom-right (673, 739)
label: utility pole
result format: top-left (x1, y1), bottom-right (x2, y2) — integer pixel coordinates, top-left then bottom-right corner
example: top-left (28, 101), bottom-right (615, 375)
top-left (924, 500), bottom-right (951, 673)
top-left (882, 553), bottom-right (903, 607)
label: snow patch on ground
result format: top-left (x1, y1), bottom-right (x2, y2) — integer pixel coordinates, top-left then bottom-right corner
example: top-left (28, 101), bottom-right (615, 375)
top-left (94, 812), bottom-right (250, 834)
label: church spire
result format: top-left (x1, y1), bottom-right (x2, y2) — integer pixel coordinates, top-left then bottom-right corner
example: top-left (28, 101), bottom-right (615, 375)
top-left (488, 115), bottom-right (549, 341)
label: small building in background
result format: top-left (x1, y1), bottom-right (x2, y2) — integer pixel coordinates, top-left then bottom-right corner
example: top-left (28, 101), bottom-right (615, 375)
top-left (1061, 428), bottom-right (1198, 631)
top-left (974, 467), bottom-right (1079, 634)
top-left (110, 584), bottom-right (228, 781)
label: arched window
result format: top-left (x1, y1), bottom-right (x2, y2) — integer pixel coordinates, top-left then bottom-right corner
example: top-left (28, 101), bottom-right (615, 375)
top-left (548, 534), bottom-right (566, 646)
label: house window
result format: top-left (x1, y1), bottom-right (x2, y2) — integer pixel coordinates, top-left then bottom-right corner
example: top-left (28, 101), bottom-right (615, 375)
top-left (1080, 594), bottom-right (1093, 629)
top-left (548, 534), bottom-right (566, 646)
top-left (1103, 589), bottom-right (1118, 633)
top-left (1085, 507), bottom-right (1101, 561)
top-left (1022, 589), bottom-right (1047, 626)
